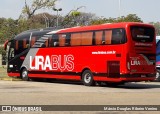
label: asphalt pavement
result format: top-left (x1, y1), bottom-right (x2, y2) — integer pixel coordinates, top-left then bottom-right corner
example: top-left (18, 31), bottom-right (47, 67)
top-left (0, 80), bottom-right (160, 114)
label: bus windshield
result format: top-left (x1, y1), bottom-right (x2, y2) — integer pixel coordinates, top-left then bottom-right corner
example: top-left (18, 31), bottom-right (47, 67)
top-left (131, 26), bottom-right (154, 42)
top-left (8, 40), bottom-right (15, 61)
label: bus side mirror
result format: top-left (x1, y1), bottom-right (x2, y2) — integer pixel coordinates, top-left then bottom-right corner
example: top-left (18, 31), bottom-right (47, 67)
top-left (4, 40), bottom-right (9, 50)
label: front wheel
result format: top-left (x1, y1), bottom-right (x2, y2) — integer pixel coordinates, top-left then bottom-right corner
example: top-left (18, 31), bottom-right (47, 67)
top-left (21, 68), bottom-right (29, 81)
top-left (82, 70), bottom-right (95, 86)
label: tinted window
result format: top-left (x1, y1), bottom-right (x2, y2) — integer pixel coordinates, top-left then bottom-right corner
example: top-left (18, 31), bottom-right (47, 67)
top-left (111, 28), bottom-right (126, 44)
top-left (14, 34), bottom-right (30, 55)
top-left (94, 28), bottom-right (126, 45)
top-left (95, 31), bottom-right (103, 45)
top-left (48, 34), bottom-right (58, 47)
top-left (70, 32), bottom-right (93, 46)
top-left (70, 33), bottom-right (81, 46)
top-left (131, 26), bottom-right (154, 42)
top-left (59, 34), bottom-right (66, 46)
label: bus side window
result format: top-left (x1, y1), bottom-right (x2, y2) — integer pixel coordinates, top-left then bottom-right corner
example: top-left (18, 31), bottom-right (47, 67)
top-left (95, 31), bottom-right (103, 45)
top-left (105, 30), bottom-right (112, 44)
top-left (45, 39), bottom-right (49, 47)
top-left (70, 33), bottom-right (81, 46)
top-left (81, 32), bottom-right (93, 46)
top-left (15, 40), bottom-right (18, 51)
top-left (111, 29), bottom-right (123, 44)
top-left (23, 38), bottom-right (30, 49)
top-left (59, 34), bottom-right (66, 46)
top-left (51, 34), bottom-right (59, 47)
top-left (31, 37), bottom-right (36, 47)
top-left (66, 33), bottom-right (71, 46)
top-left (23, 39), bottom-right (26, 48)
top-left (15, 39), bottom-right (26, 55)
top-left (48, 37), bottom-right (52, 47)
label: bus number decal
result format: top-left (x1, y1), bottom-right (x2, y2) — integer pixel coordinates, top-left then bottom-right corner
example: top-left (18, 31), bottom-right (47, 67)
top-left (30, 55), bottom-right (74, 71)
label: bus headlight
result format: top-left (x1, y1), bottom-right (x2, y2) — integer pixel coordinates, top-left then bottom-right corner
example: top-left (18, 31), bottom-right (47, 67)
top-left (9, 65), bottom-right (13, 68)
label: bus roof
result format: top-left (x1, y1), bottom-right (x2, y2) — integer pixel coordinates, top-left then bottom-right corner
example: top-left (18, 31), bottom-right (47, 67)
top-left (14, 27), bottom-right (58, 40)
top-left (48, 22), bottom-right (154, 34)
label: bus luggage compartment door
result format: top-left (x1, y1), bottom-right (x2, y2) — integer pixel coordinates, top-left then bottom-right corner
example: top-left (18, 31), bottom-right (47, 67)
top-left (107, 61), bottom-right (120, 78)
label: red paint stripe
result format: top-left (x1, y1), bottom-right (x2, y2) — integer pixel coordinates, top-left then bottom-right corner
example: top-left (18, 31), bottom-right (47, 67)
top-left (94, 76), bottom-right (155, 82)
top-left (8, 73), bottom-right (20, 77)
top-left (28, 74), bottom-right (81, 80)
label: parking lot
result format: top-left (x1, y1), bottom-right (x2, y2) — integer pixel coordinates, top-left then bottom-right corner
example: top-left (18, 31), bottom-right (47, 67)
top-left (0, 79), bottom-right (160, 114)
top-left (0, 80), bottom-right (160, 106)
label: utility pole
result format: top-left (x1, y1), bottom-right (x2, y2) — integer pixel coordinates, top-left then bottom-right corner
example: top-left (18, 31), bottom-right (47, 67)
top-left (42, 13), bottom-right (49, 28)
top-left (119, 0), bottom-right (121, 17)
top-left (53, 8), bottom-right (62, 28)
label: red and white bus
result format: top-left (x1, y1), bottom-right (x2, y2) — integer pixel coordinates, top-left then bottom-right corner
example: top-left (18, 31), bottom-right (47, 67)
top-left (4, 22), bottom-right (156, 86)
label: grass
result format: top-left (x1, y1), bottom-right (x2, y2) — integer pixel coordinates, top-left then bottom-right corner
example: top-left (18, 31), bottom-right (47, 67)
top-left (0, 67), bottom-right (7, 78)
top-left (0, 67), bottom-right (21, 81)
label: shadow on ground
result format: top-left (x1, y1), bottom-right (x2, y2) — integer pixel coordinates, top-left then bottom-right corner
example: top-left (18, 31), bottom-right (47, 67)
top-left (28, 78), bottom-right (160, 89)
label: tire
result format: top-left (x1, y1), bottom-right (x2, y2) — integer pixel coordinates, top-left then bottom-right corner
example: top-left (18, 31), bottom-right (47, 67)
top-left (156, 70), bottom-right (160, 82)
top-left (21, 68), bottom-right (29, 81)
top-left (82, 70), bottom-right (95, 86)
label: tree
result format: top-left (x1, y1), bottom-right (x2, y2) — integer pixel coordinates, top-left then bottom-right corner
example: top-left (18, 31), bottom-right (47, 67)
top-left (91, 17), bottom-right (116, 25)
top-left (117, 14), bottom-right (143, 22)
top-left (61, 6), bottom-right (96, 28)
top-left (149, 22), bottom-right (160, 35)
top-left (0, 18), bottom-right (18, 44)
top-left (21, 0), bottom-right (57, 19)
top-left (31, 13), bottom-right (63, 28)
top-left (91, 14), bottom-right (143, 25)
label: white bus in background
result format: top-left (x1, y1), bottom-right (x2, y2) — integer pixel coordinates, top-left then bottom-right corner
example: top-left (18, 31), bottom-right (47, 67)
top-left (156, 36), bottom-right (160, 81)
top-left (156, 36), bottom-right (160, 43)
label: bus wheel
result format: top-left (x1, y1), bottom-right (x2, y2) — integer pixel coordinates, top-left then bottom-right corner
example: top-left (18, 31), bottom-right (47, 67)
top-left (156, 70), bottom-right (160, 82)
top-left (82, 70), bottom-right (95, 86)
top-left (21, 68), bottom-right (29, 81)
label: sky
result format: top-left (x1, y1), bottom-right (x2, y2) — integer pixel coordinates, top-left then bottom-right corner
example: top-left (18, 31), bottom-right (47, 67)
top-left (0, 0), bottom-right (159, 23)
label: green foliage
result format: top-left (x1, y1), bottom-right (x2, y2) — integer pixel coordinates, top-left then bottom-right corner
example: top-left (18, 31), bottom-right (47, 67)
top-left (117, 14), bottom-right (143, 22)
top-left (91, 14), bottom-right (143, 25)
top-left (0, 46), bottom-right (4, 54)
top-left (70, 11), bottom-right (81, 17)
top-left (0, 18), bottom-right (18, 44)
top-left (149, 22), bottom-right (160, 35)
top-left (21, 0), bottom-right (57, 19)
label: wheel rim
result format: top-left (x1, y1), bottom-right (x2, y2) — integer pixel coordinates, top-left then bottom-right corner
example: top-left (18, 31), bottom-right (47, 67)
top-left (22, 70), bottom-right (28, 78)
top-left (84, 73), bottom-right (91, 83)
top-left (156, 72), bottom-right (160, 79)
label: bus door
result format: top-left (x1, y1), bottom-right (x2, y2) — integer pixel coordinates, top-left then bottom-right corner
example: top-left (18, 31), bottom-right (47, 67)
top-left (4, 40), bottom-right (16, 72)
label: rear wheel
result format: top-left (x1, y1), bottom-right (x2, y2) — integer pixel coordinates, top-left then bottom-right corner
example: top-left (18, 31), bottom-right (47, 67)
top-left (82, 70), bottom-right (95, 86)
top-left (156, 70), bottom-right (160, 82)
top-left (21, 68), bottom-right (29, 81)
